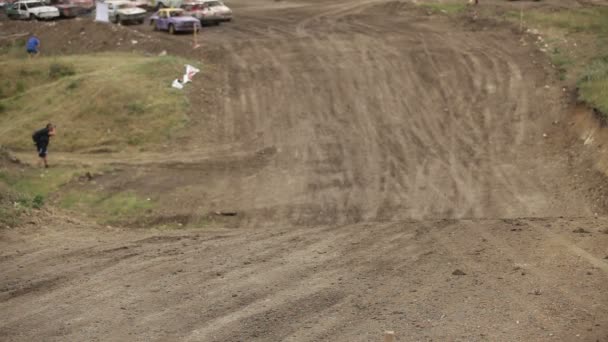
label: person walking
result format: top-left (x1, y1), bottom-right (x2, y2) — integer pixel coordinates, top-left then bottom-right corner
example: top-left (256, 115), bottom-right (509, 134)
top-left (32, 123), bottom-right (56, 168)
top-left (26, 34), bottom-right (40, 58)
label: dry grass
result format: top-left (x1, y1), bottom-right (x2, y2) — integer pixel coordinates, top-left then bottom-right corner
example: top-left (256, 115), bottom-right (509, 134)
top-left (0, 53), bottom-right (193, 152)
top-left (509, 7), bottom-right (608, 114)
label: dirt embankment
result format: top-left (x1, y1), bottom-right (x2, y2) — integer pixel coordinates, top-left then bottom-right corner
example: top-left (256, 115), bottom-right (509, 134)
top-left (1, 1), bottom-right (608, 341)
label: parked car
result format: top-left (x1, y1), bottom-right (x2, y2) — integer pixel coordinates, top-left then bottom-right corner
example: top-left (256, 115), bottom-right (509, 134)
top-left (0, 0), bottom-right (16, 8)
top-left (107, 0), bottom-right (146, 24)
top-left (46, 0), bottom-right (93, 17)
top-left (149, 0), bottom-right (181, 11)
top-left (150, 8), bottom-right (200, 34)
top-left (127, 0), bottom-right (148, 10)
top-left (5, 0), bottom-right (59, 20)
top-left (182, 0), bottom-right (231, 25)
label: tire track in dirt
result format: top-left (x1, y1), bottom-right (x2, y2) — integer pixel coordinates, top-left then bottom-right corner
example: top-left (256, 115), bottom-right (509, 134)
top-left (30, 0), bottom-right (593, 226)
top-left (2, 217), bottom-right (606, 341)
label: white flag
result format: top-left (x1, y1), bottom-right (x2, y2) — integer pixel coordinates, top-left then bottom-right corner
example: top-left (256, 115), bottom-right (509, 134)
top-left (183, 64), bottom-right (200, 84)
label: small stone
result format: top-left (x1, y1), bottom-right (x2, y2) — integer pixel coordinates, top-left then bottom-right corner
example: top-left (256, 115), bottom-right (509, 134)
top-left (572, 228), bottom-right (590, 234)
top-left (452, 269), bottom-right (466, 276)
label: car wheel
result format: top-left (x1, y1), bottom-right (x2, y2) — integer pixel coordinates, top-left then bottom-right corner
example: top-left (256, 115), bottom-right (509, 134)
top-left (29, 13), bottom-right (35, 20)
top-left (168, 24), bottom-right (175, 34)
top-left (214, 20), bottom-right (220, 26)
top-left (138, 19), bottom-right (144, 24)
top-left (149, 19), bottom-right (155, 26)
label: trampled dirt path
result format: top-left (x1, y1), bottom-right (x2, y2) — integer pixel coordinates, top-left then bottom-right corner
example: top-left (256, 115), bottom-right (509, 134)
top-left (2, 0), bottom-right (608, 341)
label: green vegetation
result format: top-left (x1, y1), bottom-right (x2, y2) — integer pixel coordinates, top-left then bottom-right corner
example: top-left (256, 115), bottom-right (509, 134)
top-left (507, 7), bottom-right (608, 116)
top-left (578, 57), bottom-right (608, 117)
top-left (0, 160), bottom-right (155, 225)
top-left (60, 189), bottom-right (154, 222)
top-left (0, 167), bottom-right (80, 197)
top-left (0, 181), bottom-right (26, 228)
top-left (48, 62), bottom-right (76, 79)
top-left (0, 52), bottom-right (195, 226)
top-left (0, 53), bottom-right (193, 152)
top-left (518, 8), bottom-right (608, 34)
top-left (550, 47), bottom-right (573, 81)
top-left (419, 2), bottom-right (467, 15)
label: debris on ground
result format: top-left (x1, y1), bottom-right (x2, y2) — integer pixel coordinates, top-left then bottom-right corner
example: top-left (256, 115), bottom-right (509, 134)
top-left (572, 228), bottom-right (591, 234)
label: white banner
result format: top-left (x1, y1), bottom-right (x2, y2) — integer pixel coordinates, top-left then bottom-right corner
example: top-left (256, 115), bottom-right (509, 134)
top-left (95, 1), bottom-right (109, 22)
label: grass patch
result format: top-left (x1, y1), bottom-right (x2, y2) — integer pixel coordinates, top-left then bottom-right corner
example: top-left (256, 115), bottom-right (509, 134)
top-left (48, 62), bottom-right (76, 79)
top-left (0, 181), bottom-right (26, 228)
top-left (0, 53), bottom-right (193, 152)
top-left (550, 47), bottom-right (573, 81)
top-left (578, 57), bottom-right (608, 117)
top-left (517, 8), bottom-right (608, 34)
top-left (508, 6), bottom-right (608, 114)
top-left (60, 190), bottom-right (154, 221)
top-left (0, 167), bottom-right (80, 197)
top-left (419, 2), bottom-right (467, 15)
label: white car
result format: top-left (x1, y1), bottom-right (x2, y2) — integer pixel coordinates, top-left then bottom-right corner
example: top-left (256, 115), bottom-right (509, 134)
top-left (107, 0), bottom-right (146, 24)
top-left (182, 0), bottom-right (231, 25)
top-left (6, 0), bottom-right (59, 20)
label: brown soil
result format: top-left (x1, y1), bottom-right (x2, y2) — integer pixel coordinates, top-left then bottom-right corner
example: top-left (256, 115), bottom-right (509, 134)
top-left (1, 0), bottom-right (608, 341)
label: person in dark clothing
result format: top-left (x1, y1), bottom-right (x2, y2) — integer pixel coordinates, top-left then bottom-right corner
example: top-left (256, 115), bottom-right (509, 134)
top-left (32, 123), bottom-right (56, 168)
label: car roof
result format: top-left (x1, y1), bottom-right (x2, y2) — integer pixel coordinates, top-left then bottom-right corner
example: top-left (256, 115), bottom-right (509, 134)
top-left (17, 0), bottom-right (47, 3)
top-left (159, 8), bottom-right (183, 12)
top-left (185, 0), bottom-right (221, 3)
top-left (106, 0), bottom-right (129, 4)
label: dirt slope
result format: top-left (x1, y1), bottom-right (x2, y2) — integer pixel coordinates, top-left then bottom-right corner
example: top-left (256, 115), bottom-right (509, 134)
top-left (1, 0), bottom-right (608, 341)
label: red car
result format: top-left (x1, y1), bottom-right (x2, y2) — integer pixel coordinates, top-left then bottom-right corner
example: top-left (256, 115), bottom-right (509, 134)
top-left (46, 0), bottom-right (94, 17)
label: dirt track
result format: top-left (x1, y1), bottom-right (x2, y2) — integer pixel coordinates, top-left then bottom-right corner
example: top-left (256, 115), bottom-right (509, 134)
top-left (2, 0), bottom-right (608, 341)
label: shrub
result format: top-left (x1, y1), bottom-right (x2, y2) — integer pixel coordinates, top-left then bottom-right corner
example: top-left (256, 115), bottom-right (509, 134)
top-left (578, 57), bottom-right (608, 117)
top-left (15, 81), bottom-right (25, 93)
top-left (66, 80), bottom-right (80, 91)
top-left (49, 63), bottom-right (76, 79)
top-left (125, 102), bottom-right (145, 115)
top-left (32, 195), bottom-right (45, 209)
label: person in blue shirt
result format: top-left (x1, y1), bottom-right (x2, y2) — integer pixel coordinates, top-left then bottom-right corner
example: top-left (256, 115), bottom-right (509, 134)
top-left (26, 34), bottom-right (40, 58)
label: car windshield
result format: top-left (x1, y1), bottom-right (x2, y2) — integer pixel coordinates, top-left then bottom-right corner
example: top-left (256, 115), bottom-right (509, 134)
top-left (206, 1), bottom-right (220, 7)
top-left (117, 3), bottom-right (132, 8)
top-left (169, 10), bottom-right (182, 16)
top-left (26, 2), bottom-right (45, 8)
